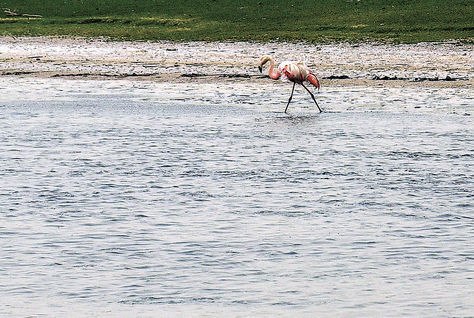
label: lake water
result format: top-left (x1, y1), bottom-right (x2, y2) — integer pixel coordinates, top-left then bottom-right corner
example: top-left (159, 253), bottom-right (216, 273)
top-left (0, 78), bottom-right (473, 317)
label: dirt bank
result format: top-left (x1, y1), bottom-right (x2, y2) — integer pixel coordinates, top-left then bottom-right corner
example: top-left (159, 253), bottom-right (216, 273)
top-left (0, 37), bottom-right (472, 88)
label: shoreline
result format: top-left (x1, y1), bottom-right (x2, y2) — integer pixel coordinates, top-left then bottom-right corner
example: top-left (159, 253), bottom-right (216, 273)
top-left (1, 36), bottom-right (473, 88)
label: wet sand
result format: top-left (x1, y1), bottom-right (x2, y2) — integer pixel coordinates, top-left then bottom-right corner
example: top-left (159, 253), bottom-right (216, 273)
top-left (1, 36), bottom-right (472, 88)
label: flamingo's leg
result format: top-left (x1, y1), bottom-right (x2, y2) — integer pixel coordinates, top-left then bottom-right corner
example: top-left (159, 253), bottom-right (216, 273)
top-left (284, 82), bottom-right (296, 113)
top-left (301, 83), bottom-right (322, 113)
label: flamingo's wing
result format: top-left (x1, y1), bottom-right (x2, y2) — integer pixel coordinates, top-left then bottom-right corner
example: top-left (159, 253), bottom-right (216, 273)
top-left (296, 62), bottom-right (320, 89)
top-left (279, 61), bottom-right (305, 82)
top-left (306, 70), bottom-right (321, 89)
top-left (296, 62), bottom-right (311, 79)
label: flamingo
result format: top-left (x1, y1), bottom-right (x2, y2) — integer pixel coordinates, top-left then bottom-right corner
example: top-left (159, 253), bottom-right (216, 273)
top-left (258, 55), bottom-right (322, 113)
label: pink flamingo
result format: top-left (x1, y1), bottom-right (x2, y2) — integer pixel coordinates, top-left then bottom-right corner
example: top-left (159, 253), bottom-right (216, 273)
top-left (258, 55), bottom-right (322, 113)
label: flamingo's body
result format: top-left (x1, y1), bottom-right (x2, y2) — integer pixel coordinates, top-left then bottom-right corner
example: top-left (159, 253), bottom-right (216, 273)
top-left (258, 56), bottom-right (322, 113)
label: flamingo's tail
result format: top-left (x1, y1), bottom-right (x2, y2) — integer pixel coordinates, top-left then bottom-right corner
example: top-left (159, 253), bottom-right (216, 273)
top-left (308, 74), bottom-right (321, 91)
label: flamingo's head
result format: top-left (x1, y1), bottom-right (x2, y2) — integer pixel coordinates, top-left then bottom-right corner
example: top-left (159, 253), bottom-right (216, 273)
top-left (258, 56), bottom-right (272, 73)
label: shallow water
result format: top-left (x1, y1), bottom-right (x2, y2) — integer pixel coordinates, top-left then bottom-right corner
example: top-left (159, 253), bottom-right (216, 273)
top-left (0, 78), bottom-right (473, 317)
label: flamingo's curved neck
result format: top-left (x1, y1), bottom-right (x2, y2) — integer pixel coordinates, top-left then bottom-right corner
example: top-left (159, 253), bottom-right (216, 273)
top-left (267, 58), bottom-right (281, 80)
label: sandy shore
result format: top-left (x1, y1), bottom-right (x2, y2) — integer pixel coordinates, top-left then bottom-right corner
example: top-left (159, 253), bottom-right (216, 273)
top-left (0, 36), bottom-right (473, 88)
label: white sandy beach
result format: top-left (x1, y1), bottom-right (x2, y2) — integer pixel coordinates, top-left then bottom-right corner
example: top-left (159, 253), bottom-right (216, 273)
top-left (1, 36), bottom-right (472, 88)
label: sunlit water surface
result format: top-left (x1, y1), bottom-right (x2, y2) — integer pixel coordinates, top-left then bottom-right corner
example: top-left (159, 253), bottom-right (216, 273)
top-left (1, 78), bottom-right (473, 317)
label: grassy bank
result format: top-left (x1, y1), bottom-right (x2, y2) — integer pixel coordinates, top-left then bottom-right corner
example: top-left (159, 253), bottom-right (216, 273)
top-left (0, 0), bottom-right (473, 43)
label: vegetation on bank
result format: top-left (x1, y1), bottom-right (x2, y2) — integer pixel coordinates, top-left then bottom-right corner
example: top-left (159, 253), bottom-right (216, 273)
top-left (0, 0), bottom-right (472, 43)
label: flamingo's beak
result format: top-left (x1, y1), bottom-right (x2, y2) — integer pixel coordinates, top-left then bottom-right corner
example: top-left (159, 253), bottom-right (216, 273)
top-left (258, 65), bottom-right (262, 73)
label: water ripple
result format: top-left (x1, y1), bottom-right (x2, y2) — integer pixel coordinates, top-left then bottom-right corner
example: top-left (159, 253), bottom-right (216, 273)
top-left (0, 79), bottom-right (473, 317)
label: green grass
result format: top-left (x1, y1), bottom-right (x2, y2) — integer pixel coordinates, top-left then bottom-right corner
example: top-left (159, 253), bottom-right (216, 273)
top-left (0, 0), bottom-right (473, 43)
